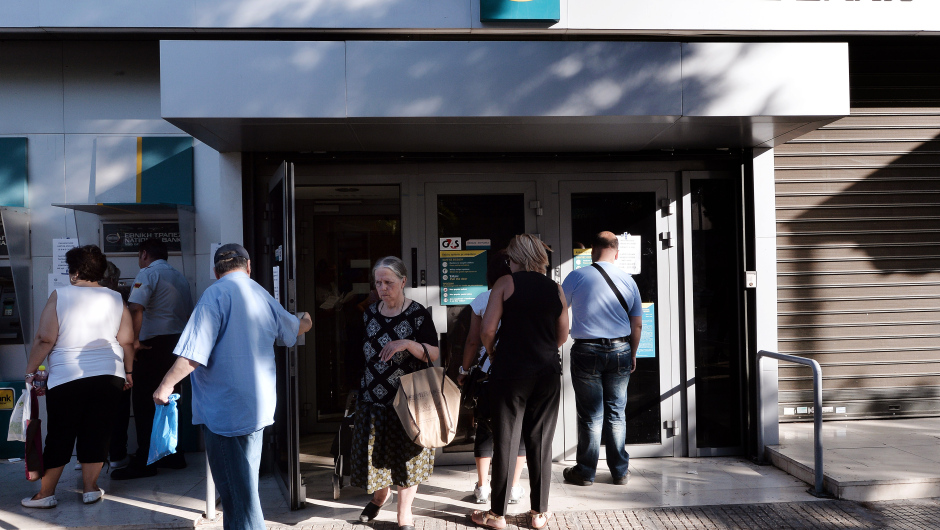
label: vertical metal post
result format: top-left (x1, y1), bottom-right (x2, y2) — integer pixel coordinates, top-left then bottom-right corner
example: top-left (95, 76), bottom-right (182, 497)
top-left (206, 452), bottom-right (216, 520)
top-left (811, 358), bottom-right (824, 495)
top-left (757, 350), bottom-right (827, 497)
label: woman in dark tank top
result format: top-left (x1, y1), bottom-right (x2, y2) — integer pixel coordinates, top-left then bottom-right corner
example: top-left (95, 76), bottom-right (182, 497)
top-left (491, 268), bottom-right (563, 381)
top-left (471, 234), bottom-right (569, 530)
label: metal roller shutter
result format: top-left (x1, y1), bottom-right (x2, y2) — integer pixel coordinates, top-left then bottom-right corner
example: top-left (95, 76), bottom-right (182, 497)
top-left (774, 41), bottom-right (940, 421)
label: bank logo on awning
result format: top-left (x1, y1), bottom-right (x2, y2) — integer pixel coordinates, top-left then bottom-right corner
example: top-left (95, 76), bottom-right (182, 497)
top-left (481, 0), bottom-right (560, 22)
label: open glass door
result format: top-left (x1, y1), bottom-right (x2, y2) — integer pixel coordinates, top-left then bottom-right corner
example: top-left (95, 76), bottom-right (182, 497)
top-left (559, 177), bottom-right (680, 459)
top-left (267, 161), bottom-right (305, 509)
top-left (424, 181), bottom-right (538, 463)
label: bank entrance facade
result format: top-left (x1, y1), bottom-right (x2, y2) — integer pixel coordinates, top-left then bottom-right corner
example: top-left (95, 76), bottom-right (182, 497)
top-left (238, 154), bottom-right (765, 506)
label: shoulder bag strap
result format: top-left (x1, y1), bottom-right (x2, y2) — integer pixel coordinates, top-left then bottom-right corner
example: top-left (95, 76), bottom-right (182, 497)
top-left (591, 262), bottom-right (630, 317)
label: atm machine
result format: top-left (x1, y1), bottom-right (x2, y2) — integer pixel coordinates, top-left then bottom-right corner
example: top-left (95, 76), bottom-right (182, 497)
top-left (0, 214), bottom-right (28, 458)
top-left (0, 269), bottom-right (23, 344)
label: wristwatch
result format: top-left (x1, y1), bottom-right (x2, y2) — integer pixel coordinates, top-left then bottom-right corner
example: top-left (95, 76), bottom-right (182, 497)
top-left (458, 365), bottom-right (472, 375)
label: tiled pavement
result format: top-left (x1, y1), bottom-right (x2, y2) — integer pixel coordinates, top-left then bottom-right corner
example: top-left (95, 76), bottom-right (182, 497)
top-left (4, 417), bottom-right (940, 529)
top-left (263, 499), bottom-right (940, 530)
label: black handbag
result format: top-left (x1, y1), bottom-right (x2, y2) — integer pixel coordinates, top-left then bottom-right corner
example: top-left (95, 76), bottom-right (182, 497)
top-left (462, 352), bottom-right (494, 425)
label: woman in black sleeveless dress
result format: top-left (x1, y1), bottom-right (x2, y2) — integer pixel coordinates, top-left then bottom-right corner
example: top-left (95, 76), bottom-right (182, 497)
top-left (349, 256), bottom-right (439, 530)
top-left (471, 234), bottom-right (569, 530)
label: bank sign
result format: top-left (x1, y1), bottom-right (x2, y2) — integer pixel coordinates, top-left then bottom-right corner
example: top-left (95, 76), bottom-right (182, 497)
top-left (481, 0), bottom-right (561, 22)
top-left (102, 222), bottom-right (182, 254)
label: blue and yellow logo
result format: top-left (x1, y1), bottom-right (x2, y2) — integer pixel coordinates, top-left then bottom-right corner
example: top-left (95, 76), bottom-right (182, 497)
top-left (481, 0), bottom-right (561, 22)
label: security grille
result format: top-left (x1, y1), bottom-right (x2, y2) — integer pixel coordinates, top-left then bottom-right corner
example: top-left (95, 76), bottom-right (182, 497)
top-left (774, 41), bottom-right (940, 421)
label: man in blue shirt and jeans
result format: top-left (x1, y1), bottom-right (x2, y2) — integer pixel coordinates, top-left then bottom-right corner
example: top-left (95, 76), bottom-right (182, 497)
top-left (561, 231), bottom-right (643, 486)
top-left (154, 244), bottom-right (312, 530)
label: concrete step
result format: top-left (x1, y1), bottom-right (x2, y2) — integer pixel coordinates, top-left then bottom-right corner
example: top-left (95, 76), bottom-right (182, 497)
top-left (768, 418), bottom-right (940, 502)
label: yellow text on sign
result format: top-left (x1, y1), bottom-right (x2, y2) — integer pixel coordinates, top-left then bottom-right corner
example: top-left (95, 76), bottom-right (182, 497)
top-left (0, 388), bottom-right (15, 410)
top-left (439, 250), bottom-right (486, 258)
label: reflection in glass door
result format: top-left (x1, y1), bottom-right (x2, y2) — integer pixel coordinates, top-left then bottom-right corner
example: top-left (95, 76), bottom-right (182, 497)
top-left (294, 186), bottom-right (401, 432)
top-left (559, 178), bottom-right (678, 459)
top-left (683, 173), bottom-right (746, 456)
top-left (424, 182), bottom-right (538, 460)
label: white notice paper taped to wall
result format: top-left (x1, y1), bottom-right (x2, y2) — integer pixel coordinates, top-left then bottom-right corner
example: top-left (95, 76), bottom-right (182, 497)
top-left (616, 233), bottom-right (641, 275)
top-left (53, 239), bottom-right (79, 275)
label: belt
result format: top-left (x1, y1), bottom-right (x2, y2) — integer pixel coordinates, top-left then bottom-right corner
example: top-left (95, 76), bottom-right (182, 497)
top-left (573, 336), bottom-right (630, 346)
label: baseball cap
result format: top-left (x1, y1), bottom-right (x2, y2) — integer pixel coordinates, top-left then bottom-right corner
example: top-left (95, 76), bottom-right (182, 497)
top-left (214, 243), bottom-right (250, 265)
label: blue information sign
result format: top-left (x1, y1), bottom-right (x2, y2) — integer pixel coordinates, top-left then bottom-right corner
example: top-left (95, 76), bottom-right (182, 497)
top-left (440, 250), bottom-right (488, 305)
top-left (636, 303), bottom-right (656, 359)
top-left (572, 248), bottom-right (592, 270)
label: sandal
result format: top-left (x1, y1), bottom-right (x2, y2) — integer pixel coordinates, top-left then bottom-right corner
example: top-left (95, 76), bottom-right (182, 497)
top-left (529, 510), bottom-right (553, 529)
top-left (358, 495), bottom-right (392, 523)
top-left (470, 509), bottom-right (507, 530)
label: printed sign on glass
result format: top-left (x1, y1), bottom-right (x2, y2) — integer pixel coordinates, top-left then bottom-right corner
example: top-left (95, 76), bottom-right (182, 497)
top-left (440, 250), bottom-right (488, 306)
top-left (615, 233), bottom-right (641, 275)
top-left (636, 303), bottom-right (656, 358)
top-left (440, 237), bottom-right (462, 251)
top-left (572, 248), bottom-right (592, 270)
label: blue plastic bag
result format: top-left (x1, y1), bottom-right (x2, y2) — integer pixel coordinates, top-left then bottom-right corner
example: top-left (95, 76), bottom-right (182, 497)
top-left (148, 393), bottom-right (180, 466)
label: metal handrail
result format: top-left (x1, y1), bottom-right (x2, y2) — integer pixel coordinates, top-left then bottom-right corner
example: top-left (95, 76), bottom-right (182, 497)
top-left (757, 349), bottom-right (826, 497)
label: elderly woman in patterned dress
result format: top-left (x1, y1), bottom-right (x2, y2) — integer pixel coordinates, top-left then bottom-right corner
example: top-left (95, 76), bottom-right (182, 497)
top-left (350, 256), bottom-right (440, 530)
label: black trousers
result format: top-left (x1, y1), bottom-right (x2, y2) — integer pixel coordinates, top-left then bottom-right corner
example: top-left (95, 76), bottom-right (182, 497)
top-left (132, 333), bottom-right (182, 464)
top-left (109, 387), bottom-right (131, 460)
top-left (44, 375), bottom-right (124, 469)
top-left (490, 374), bottom-right (560, 516)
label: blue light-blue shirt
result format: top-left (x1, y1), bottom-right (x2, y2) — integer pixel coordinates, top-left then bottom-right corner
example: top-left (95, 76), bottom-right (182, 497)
top-left (562, 261), bottom-right (643, 339)
top-left (173, 271), bottom-right (300, 437)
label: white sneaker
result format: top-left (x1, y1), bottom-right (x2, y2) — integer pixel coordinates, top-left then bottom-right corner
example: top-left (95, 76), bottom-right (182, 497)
top-left (21, 495), bottom-right (57, 509)
top-left (473, 483), bottom-right (490, 504)
top-left (83, 488), bottom-right (105, 504)
top-left (508, 485), bottom-right (524, 504)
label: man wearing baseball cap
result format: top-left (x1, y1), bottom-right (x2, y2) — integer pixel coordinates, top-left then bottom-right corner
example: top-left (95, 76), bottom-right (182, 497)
top-left (154, 243), bottom-right (312, 530)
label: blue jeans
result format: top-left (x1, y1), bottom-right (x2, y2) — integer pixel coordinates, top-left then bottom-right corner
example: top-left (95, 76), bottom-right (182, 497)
top-left (203, 426), bottom-right (265, 530)
top-left (569, 341), bottom-right (632, 481)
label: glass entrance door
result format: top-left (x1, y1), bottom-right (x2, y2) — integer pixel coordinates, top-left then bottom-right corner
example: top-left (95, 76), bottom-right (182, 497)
top-left (424, 181), bottom-right (538, 462)
top-left (559, 178), bottom-right (679, 458)
top-left (682, 172), bottom-right (747, 456)
top-left (267, 162), bottom-right (305, 509)
top-left (294, 185), bottom-right (402, 432)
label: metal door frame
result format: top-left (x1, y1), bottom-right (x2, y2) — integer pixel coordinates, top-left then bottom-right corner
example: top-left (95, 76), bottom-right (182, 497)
top-left (558, 175), bottom-right (681, 459)
top-left (268, 161), bottom-right (305, 509)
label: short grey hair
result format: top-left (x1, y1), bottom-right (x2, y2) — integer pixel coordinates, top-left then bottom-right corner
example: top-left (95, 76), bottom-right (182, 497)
top-left (98, 261), bottom-right (121, 287)
top-left (372, 256), bottom-right (407, 282)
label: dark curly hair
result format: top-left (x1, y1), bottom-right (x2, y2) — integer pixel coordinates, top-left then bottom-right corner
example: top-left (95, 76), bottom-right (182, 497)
top-left (66, 245), bottom-right (109, 282)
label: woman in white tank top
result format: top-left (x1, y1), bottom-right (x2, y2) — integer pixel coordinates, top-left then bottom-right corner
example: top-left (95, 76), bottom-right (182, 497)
top-left (22, 245), bottom-right (135, 509)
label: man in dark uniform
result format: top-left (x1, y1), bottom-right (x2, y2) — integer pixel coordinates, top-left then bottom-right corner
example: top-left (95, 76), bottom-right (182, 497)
top-left (112, 238), bottom-right (193, 479)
